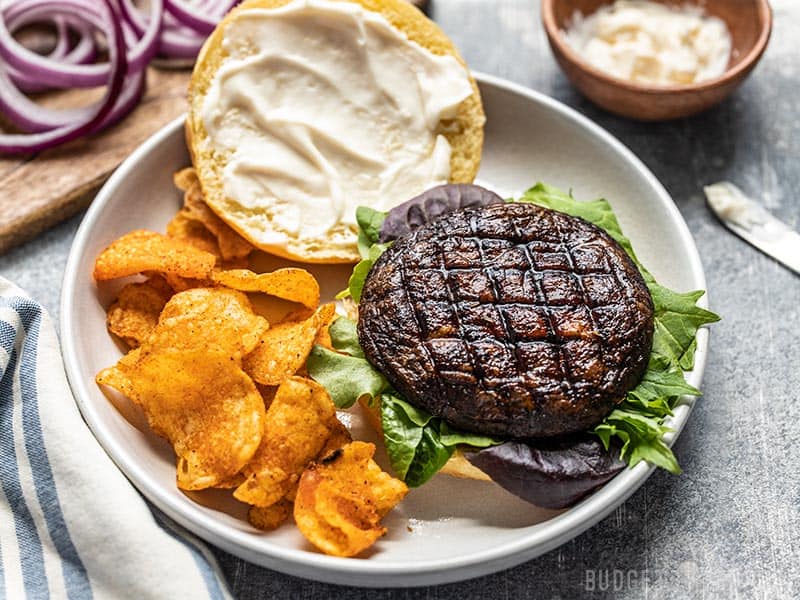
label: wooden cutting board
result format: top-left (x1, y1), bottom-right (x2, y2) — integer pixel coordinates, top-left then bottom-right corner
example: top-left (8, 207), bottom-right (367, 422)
top-left (0, 67), bottom-right (191, 254)
top-left (0, 0), bottom-right (429, 255)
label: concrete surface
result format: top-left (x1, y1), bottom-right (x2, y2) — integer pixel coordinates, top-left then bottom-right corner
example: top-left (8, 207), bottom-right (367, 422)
top-left (2, 1), bottom-right (798, 598)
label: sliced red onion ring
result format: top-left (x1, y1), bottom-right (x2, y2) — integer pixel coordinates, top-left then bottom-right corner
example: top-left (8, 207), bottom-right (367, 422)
top-left (0, 0), bottom-right (162, 87)
top-left (0, 0), bottom-right (127, 154)
top-left (6, 15), bottom-right (97, 92)
top-left (164, 0), bottom-right (214, 35)
top-left (121, 0), bottom-right (237, 59)
top-left (0, 1), bottom-right (107, 87)
top-left (0, 0), bottom-right (238, 154)
top-left (0, 0), bottom-right (156, 133)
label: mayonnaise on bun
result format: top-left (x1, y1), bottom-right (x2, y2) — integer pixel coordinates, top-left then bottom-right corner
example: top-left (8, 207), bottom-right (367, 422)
top-left (187, 0), bottom-right (485, 263)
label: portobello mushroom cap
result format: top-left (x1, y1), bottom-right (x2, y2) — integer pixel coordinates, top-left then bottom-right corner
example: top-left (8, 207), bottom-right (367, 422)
top-left (357, 201), bottom-right (654, 439)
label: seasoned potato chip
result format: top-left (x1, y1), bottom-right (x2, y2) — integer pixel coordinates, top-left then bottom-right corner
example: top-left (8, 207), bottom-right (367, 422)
top-left (94, 230), bottom-right (216, 281)
top-left (166, 212), bottom-right (221, 257)
top-left (313, 320), bottom-right (334, 351)
top-left (106, 278), bottom-right (173, 348)
top-left (294, 442), bottom-right (408, 557)
top-left (96, 347), bottom-right (141, 397)
top-left (98, 349), bottom-right (265, 490)
top-left (243, 304), bottom-right (335, 386)
top-left (157, 287), bottom-right (268, 356)
top-left (248, 500), bottom-right (292, 531)
top-left (234, 377), bottom-right (338, 507)
top-left (212, 268), bottom-right (320, 311)
top-left (160, 273), bottom-right (212, 292)
top-left (317, 418), bottom-right (353, 461)
top-left (172, 167), bottom-right (253, 260)
top-left (183, 181), bottom-right (253, 261)
top-left (98, 287), bottom-right (271, 490)
top-left (215, 473), bottom-right (246, 490)
top-left (173, 167), bottom-right (198, 192)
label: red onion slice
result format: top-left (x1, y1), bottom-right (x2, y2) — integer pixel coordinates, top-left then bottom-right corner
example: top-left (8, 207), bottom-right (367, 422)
top-left (0, 0), bottom-right (238, 154)
top-left (120, 0), bottom-right (208, 59)
top-left (0, 0), bottom-right (127, 153)
top-left (163, 0), bottom-right (238, 35)
top-left (164, 0), bottom-right (216, 35)
top-left (5, 15), bottom-right (96, 92)
top-left (0, 0), bottom-right (162, 88)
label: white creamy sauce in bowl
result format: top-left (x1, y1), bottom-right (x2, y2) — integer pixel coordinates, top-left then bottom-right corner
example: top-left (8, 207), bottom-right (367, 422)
top-left (563, 0), bottom-right (732, 86)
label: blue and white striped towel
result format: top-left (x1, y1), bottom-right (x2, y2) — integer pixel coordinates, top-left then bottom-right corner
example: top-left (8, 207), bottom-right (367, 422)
top-left (0, 277), bottom-right (232, 600)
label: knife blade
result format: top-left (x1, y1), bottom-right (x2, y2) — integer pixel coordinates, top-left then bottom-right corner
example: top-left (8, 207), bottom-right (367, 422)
top-left (704, 182), bottom-right (800, 275)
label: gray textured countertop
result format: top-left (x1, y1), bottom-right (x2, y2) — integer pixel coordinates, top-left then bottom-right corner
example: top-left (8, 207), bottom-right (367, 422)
top-left (2, 1), bottom-right (798, 598)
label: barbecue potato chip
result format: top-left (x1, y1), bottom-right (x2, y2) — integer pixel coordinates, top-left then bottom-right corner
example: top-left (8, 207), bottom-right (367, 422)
top-left (234, 377), bottom-right (338, 507)
top-left (161, 273), bottom-right (214, 293)
top-left (214, 473), bottom-right (247, 489)
top-left (106, 278), bottom-right (173, 348)
top-left (313, 320), bottom-right (334, 351)
top-left (245, 412), bottom-right (344, 532)
top-left (98, 349), bottom-right (265, 490)
top-left (248, 499), bottom-right (292, 531)
top-left (294, 442), bottom-right (408, 557)
top-left (243, 304), bottom-right (335, 385)
top-left (212, 268), bottom-right (320, 311)
top-left (317, 418), bottom-right (353, 462)
top-left (94, 230), bottom-right (216, 281)
top-left (157, 287), bottom-right (268, 356)
top-left (98, 288), bottom-right (270, 489)
top-left (167, 211), bottom-right (221, 257)
top-left (182, 179), bottom-right (254, 261)
top-left (173, 167), bottom-right (198, 191)
top-left (96, 347), bottom-right (141, 397)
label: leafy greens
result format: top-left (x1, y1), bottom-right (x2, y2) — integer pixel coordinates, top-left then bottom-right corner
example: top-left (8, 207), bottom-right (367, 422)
top-left (306, 315), bottom-right (502, 487)
top-left (337, 207), bottom-right (389, 302)
top-left (312, 182), bottom-right (719, 486)
top-left (518, 183), bottom-right (719, 473)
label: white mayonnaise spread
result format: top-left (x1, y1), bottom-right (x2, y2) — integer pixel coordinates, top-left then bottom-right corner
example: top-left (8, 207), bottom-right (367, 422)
top-left (704, 182), bottom-right (767, 231)
top-left (563, 1), bottom-right (732, 86)
top-left (201, 0), bottom-right (473, 251)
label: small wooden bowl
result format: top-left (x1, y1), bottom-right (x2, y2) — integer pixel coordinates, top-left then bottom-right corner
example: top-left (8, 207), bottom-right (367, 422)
top-left (541, 0), bottom-right (772, 121)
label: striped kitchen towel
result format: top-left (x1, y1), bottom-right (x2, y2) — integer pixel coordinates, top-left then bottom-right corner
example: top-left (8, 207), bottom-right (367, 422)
top-left (0, 277), bottom-right (232, 600)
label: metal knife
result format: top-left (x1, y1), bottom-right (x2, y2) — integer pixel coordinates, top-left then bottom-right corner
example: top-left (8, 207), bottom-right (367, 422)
top-left (704, 182), bottom-right (800, 275)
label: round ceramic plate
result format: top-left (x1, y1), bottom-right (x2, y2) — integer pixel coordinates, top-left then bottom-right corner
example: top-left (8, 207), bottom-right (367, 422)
top-left (61, 73), bottom-right (709, 587)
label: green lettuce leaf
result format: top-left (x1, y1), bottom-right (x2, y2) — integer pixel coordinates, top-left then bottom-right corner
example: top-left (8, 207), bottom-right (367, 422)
top-left (335, 206), bottom-right (390, 300)
top-left (337, 238), bottom-right (389, 302)
top-left (593, 356), bottom-right (701, 474)
top-left (380, 393), bottom-right (502, 486)
top-left (404, 424), bottom-right (454, 488)
top-left (520, 183), bottom-right (720, 473)
top-left (439, 423), bottom-right (503, 449)
top-left (520, 183), bottom-right (645, 272)
top-left (306, 345), bottom-right (387, 408)
top-left (627, 355), bottom-right (701, 409)
top-left (356, 207), bottom-right (386, 259)
top-left (328, 316), bottom-right (364, 358)
top-left (357, 206), bottom-right (385, 245)
top-left (595, 409), bottom-right (680, 474)
top-left (648, 284), bottom-right (720, 369)
top-left (380, 393), bottom-right (433, 481)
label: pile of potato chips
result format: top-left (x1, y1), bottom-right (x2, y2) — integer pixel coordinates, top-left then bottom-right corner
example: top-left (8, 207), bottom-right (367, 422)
top-left (94, 169), bottom-right (407, 557)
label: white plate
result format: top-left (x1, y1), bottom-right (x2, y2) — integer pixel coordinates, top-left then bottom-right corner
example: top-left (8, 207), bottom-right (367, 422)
top-left (61, 73), bottom-right (709, 587)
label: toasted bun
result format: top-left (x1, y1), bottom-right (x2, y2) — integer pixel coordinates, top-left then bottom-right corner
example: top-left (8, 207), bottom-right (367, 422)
top-left (187, 0), bottom-right (485, 264)
top-left (358, 398), bottom-right (492, 482)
